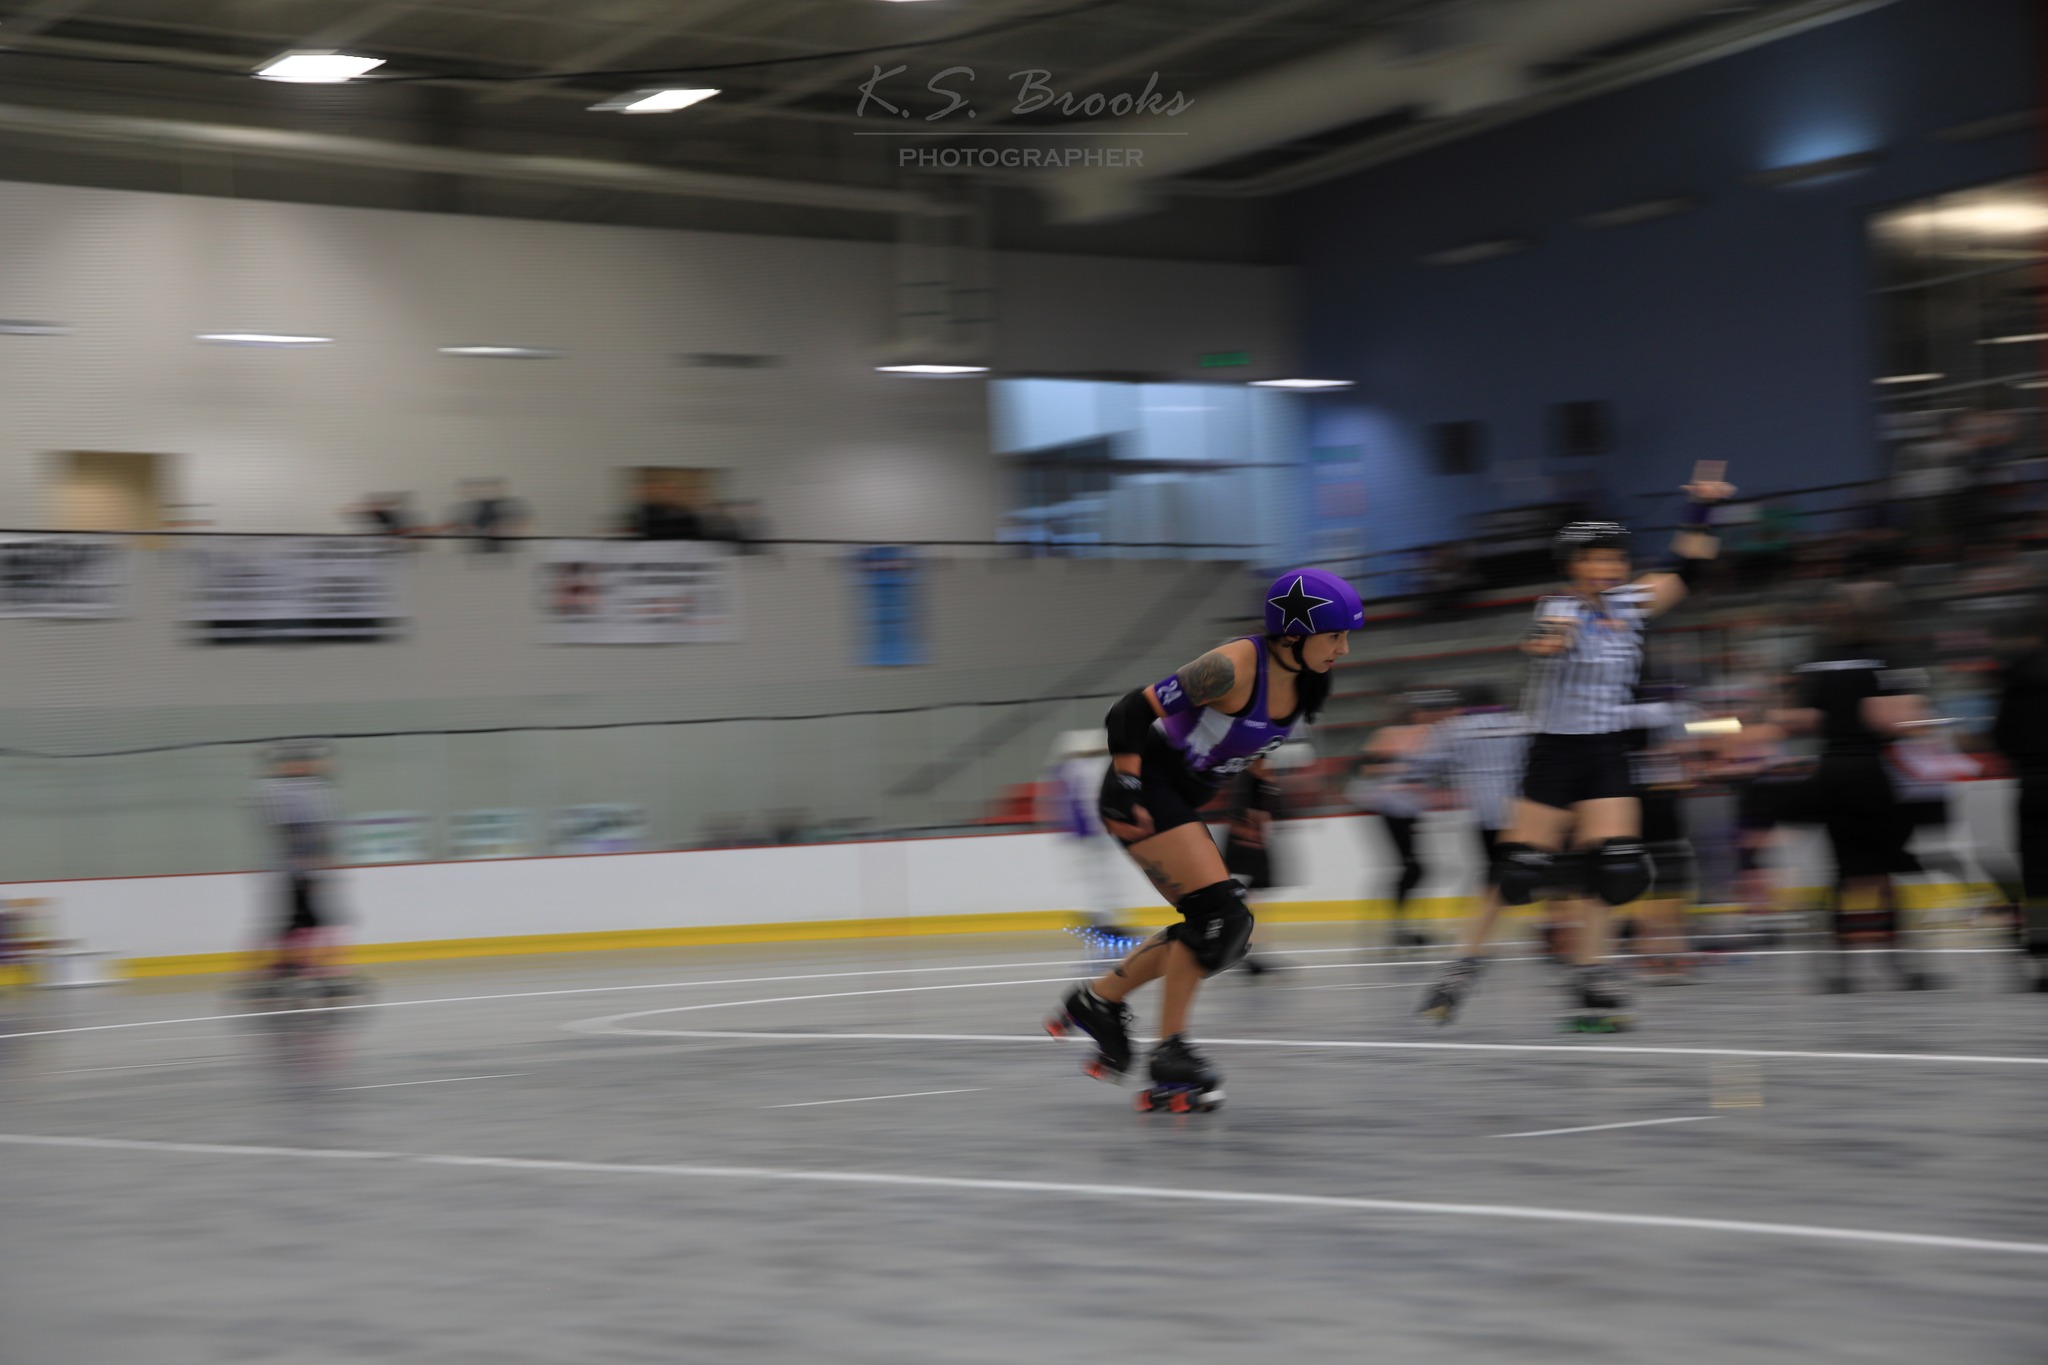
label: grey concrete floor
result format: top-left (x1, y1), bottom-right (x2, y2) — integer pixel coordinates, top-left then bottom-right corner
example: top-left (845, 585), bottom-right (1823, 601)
top-left (2, 927), bottom-right (2045, 1364)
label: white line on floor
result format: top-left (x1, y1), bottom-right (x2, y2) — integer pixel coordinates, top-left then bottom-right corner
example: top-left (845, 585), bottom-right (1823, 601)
top-left (770, 1088), bottom-right (985, 1109)
top-left (34, 1059), bottom-right (224, 1076)
top-left (0, 942), bottom-right (2001, 1043)
top-left (333, 1073), bottom-right (527, 1091)
top-left (577, 1022), bottom-right (2048, 1069)
top-left (1494, 1116), bottom-right (1719, 1139)
top-left (1, 1130), bottom-right (2041, 1259)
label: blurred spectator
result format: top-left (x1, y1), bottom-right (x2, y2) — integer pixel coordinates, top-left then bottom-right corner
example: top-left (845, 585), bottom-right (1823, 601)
top-left (444, 478), bottom-right (530, 553)
top-left (626, 471), bottom-right (703, 541)
top-left (719, 499), bottom-right (772, 555)
top-left (1419, 541), bottom-right (1481, 619)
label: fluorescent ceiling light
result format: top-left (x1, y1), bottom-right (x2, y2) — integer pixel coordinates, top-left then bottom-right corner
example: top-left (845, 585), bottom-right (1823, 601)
top-left (1979, 332), bottom-right (2048, 345)
top-left (876, 363), bottom-right (988, 375)
top-left (1874, 372), bottom-right (1941, 385)
top-left (256, 50), bottom-right (384, 83)
top-left (1885, 200), bottom-right (2048, 237)
top-left (2013, 378), bottom-right (2048, 390)
top-left (1250, 378), bottom-right (1353, 390)
top-left (438, 345), bottom-right (563, 359)
top-left (1579, 196), bottom-right (1699, 229)
top-left (196, 332), bottom-right (332, 347)
top-left (1750, 151), bottom-right (1880, 188)
top-left (0, 319), bottom-right (67, 335)
top-left (1420, 238), bottom-right (1529, 266)
top-left (591, 87), bottom-right (721, 114)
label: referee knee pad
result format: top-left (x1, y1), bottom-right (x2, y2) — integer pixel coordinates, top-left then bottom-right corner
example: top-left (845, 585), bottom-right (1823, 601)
top-left (1591, 838), bottom-right (1653, 907)
top-left (1173, 880), bottom-right (1254, 974)
top-left (1495, 843), bottom-right (1553, 907)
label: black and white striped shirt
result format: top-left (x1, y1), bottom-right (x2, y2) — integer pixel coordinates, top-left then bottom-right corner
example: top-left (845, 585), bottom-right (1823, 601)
top-left (1523, 585), bottom-right (1652, 735)
top-left (1412, 707), bottom-right (1530, 831)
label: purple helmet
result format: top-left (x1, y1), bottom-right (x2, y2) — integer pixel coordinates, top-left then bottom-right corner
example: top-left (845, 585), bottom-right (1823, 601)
top-left (1263, 568), bottom-right (1365, 638)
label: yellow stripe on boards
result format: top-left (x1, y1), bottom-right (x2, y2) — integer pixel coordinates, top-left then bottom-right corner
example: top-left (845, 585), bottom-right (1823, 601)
top-left (106, 883), bottom-right (1989, 978)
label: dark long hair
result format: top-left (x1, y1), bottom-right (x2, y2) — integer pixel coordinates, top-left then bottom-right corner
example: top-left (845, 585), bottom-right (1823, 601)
top-left (1266, 634), bottom-right (1333, 722)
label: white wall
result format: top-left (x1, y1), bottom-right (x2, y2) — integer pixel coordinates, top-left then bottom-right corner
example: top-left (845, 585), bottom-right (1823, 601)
top-left (0, 179), bottom-right (1295, 542)
top-left (23, 782), bottom-right (2017, 967)
top-left (0, 553), bottom-right (1252, 877)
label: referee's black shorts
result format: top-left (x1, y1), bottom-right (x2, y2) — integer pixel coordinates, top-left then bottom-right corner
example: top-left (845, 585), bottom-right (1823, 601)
top-left (1521, 732), bottom-right (1635, 811)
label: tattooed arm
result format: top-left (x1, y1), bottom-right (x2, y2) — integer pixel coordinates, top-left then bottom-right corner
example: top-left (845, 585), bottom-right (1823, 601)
top-left (1170, 639), bottom-right (1258, 716)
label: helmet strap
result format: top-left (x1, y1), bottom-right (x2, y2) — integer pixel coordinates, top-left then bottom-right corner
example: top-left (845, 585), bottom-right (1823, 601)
top-left (1269, 634), bottom-right (1307, 673)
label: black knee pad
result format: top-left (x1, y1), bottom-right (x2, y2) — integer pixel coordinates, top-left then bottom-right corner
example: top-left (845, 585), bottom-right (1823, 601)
top-left (1591, 838), bottom-right (1652, 907)
top-left (1495, 843), bottom-right (1553, 906)
top-left (1171, 880), bottom-right (1254, 974)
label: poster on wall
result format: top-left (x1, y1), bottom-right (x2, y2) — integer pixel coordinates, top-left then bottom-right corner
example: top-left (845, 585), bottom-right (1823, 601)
top-left (0, 537), bottom-right (130, 618)
top-left (343, 812), bottom-right (433, 865)
top-left (184, 538), bottom-right (408, 644)
top-left (551, 804), bottom-right (647, 855)
top-left (852, 545), bottom-right (925, 667)
top-left (539, 542), bottom-right (740, 645)
top-left (449, 809), bottom-right (535, 860)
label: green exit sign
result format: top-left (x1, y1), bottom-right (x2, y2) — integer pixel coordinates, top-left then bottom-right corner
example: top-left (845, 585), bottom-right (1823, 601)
top-left (1198, 350), bottom-right (1250, 369)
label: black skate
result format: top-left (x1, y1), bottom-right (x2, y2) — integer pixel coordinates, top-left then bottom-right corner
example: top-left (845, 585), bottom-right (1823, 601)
top-left (1044, 985), bottom-right (1133, 1081)
top-left (1558, 965), bottom-right (1633, 1034)
top-left (1417, 956), bottom-right (1483, 1025)
top-left (1135, 1035), bottom-right (1223, 1113)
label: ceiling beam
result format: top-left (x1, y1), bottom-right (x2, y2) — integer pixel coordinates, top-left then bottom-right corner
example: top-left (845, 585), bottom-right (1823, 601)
top-left (0, 0), bottom-right (100, 39)
top-left (479, 0), bottom-right (772, 105)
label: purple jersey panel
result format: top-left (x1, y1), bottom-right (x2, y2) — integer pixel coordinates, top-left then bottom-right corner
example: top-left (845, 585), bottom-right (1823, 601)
top-left (1157, 636), bottom-right (1295, 777)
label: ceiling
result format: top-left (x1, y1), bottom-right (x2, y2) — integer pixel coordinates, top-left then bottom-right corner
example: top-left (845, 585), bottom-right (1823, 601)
top-left (0, 0), bottom-right (1912, 257)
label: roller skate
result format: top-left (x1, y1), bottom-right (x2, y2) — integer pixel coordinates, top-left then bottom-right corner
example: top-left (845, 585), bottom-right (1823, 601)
top-left (1044, 985), bottom-right (1133, 1081)
top-left (1135, 1034), bottom-right (1223, 1113)
top-left (1557, 964), bottom-right (1633, 1034)
top-left (1417, 955), bottom-right (1482, 1025)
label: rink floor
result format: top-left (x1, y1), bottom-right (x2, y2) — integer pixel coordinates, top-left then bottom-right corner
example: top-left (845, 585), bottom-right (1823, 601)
top-left (2, 926), bottom-right (2045, 1364)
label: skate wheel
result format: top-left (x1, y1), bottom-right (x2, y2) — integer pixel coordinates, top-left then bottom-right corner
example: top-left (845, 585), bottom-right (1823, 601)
top-left (1044, 1015), bottom-right (1069, 1040)
top-left (1082, 1058), bottom-right (1106, 1080)
top-left (1133, 1090), bottom-right (1157, 1113)
top-left (1167, 1092), bottom-right (1192, 1114)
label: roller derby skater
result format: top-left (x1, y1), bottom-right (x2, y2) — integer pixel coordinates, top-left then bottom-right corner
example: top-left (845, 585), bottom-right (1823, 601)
top-left (1350, 689), bottom-right (1455, 951)
top-left (1411, 683), bottom-right (1529, 1024)
top-left (1044, 568), bottom-right (1364, 1111)
top-left (1044, 730), bottom-right (1145, 961)
top-left (240, 742), bottom-right (370, 1010)
top-left (1764, 584), bottom-right (1940, 993)
top-left (1499, 463), bottom-right (1733, 1034)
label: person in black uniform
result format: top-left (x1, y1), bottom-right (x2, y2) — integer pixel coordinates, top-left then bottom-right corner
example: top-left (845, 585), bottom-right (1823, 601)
top-left (1992, 598), bottom-right (2048, 991)
top-left (1766, 583), bottom-right (1936, 991)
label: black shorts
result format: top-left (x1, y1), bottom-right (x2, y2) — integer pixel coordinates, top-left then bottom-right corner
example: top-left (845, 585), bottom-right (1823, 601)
top-left (1521, 732), bottom-right (1635, 811)
top-left (1114, 735), bottom-right (1221, 846)
top-left (280, 871), bottom-right (327, 934)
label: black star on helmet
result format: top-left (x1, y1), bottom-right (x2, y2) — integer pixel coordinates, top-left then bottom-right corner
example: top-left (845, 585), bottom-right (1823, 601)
top-left (1268, 575), bottom-right (1334, 636)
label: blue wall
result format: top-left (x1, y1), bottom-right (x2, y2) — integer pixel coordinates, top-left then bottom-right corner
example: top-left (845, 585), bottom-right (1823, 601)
top-left (1287, 0), bottom-right (2041, 554)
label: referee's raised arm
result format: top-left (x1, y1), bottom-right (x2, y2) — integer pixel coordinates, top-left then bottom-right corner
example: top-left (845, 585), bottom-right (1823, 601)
top-left (1640, 460), bottom-right (1736, 617)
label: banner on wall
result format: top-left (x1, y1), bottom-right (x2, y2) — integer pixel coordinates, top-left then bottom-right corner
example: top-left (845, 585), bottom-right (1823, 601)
top-left (449, 809), bottom-right (536, 860)
top-left (184, 538), bottom-right (408, 644)
top-left (852, 545), bottom-right (925, 667)
top-left (0, 537), bottom-right (130, 618)
top-left (539, 542), bottom-right (740, 645)
top-left (343, 812), bottom-right (434, 865)
top-left (551, 804), bottom-right (647, 855)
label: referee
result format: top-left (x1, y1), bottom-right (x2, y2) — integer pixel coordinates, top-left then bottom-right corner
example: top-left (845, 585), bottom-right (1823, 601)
top-left (1497, 463), bottom-right (1734, 1028)
top-left (1413, 683), bottom-right (1530, 1023)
